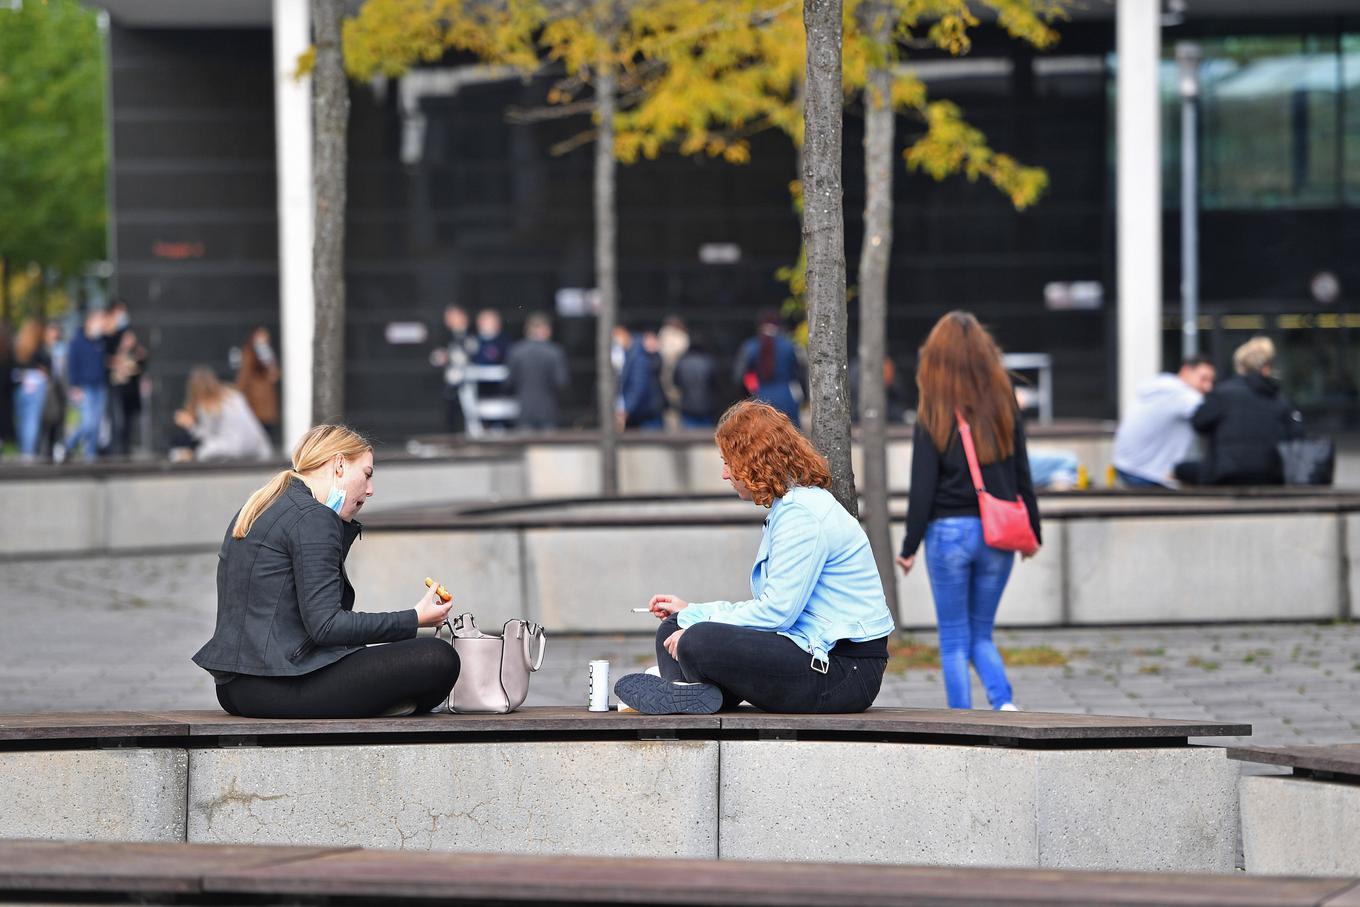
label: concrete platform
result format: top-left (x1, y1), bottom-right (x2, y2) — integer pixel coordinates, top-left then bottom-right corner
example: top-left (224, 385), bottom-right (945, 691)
top-left (0, 708), bottom-right (1250, 872)
top-left (1231, 744), bottom-right (1360, 876)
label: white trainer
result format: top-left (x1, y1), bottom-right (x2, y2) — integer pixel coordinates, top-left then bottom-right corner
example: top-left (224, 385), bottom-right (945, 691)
top-left (998, 702), bottom-right (1021, 711)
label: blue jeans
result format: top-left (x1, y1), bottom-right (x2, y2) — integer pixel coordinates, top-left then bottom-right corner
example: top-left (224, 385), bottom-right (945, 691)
top-left (13, 371), bottom-right (48, 457)
top-left (1115, 468), bottom-right (1166, 489)
top-left (680, 414), bottom-right (714, 429)
top-left (66, 384), bottom-right (106, 462)
top-left (924, 516), bottom-right (1015, 709)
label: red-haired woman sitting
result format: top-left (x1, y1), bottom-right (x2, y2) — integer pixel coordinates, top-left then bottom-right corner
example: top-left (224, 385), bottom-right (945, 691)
top-left (614, 401), bottom-right (895, 714)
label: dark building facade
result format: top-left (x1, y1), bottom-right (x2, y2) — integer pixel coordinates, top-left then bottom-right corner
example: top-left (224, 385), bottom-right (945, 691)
top-left (106, 13), bottom-right (1360, 446)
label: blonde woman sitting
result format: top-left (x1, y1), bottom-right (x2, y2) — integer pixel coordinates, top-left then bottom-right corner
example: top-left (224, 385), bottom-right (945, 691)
top-left (173, 366), bottom-right (272, 462)
top-left (193, 425), bottom-right (458, 718)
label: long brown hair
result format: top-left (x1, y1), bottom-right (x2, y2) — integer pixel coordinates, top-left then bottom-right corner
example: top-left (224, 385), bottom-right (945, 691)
top-left (13, 319), bottom-right (43, 365)
top-left (231, 424), bottom-right (372, 539)
top-left (715, 400), bottom-right (831, 508)
top-left (916, 311), bottom-right (1015, 464)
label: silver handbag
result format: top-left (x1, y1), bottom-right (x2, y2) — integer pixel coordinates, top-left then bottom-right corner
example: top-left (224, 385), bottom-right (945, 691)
top-left (438, 613), bottom-right (546, 714)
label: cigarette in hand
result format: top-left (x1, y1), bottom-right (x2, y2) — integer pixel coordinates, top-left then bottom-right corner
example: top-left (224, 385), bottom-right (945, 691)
top-left (630, 608), bottom-right (651, 613)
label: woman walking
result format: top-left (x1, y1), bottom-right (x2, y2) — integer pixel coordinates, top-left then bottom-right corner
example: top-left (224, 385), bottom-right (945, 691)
top-left (897, 311), bottom-right (1041, 711)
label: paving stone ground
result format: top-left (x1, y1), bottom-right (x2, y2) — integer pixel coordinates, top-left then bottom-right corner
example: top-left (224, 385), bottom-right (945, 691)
top-left (2, 551), bottom-right (1357, 750)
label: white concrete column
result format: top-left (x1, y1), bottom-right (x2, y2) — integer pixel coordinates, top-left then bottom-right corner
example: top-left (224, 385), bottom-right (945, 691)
top-left (1116, 0), bottom-right (1162, 417)
top-left (273, 0), bottom-right (314, 451)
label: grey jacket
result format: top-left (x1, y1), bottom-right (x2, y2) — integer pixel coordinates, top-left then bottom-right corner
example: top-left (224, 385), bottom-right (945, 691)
top-left (506, 338), bottom-right (568, 428)
top-left (192, 478), bottom-right (418, 677)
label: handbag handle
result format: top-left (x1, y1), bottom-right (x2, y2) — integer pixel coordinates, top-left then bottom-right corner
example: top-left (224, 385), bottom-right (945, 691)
top-left (955, 408), bottom-right (987, 495)
top-left (518, 622), bottom-right (547, 672)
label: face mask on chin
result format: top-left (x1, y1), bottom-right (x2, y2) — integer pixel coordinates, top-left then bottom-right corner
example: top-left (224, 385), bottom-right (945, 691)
top-left (325, 461), bottom-right (346, 515)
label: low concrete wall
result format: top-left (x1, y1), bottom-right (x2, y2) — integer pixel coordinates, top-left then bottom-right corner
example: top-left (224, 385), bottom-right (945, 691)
top-left (719, 742), bottom-right (1238, 872)
top-left (0, 458), bottom-right (523, 558)
top-left (1240, 774), bottom-right (1360, 876)
top-left (0, 738), bottom-right (1235, 872)
top-left (351, 498), bottom-right (1357, 630)
top-left (0, 749), bottom-right (187, 843)
top-left (188, 741), bottom-right (719, 858)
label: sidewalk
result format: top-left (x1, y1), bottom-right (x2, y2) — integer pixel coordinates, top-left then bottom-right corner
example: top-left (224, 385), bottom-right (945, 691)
top-left (2, 551), bottom-right (1357, 749)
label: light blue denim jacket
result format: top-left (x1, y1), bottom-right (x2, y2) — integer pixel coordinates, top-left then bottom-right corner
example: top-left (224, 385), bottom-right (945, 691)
top-left (677, 485), bottom-right (894, 670)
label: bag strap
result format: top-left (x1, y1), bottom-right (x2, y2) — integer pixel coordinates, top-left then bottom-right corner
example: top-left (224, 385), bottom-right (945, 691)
top-left (955, 408), bottom-right (987, 495)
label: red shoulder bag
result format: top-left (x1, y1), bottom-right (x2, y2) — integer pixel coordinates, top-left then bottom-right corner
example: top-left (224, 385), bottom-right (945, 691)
top-left (956, 409), bottom-right (1039, 556)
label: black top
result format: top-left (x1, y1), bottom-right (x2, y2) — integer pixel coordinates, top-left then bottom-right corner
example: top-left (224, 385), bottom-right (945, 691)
top-left (900, 415), bottom-right (1041, 558)
top-left (831, 636), bottom-right (889, 658)
top-left (1192, 372), bottom-right (1303, 485)
top-left (193, 478), bottom-right (418, 679)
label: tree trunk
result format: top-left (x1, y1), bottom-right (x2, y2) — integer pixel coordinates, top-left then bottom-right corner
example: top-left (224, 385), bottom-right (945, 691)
top-left (311, 0), bottom-right (349, 423)
top-left (802, 0), bottom-right (855, 516)
top-left (857, 1), bottom-right (898, 608)
top-left (594, 64), bottom-right (620, 496)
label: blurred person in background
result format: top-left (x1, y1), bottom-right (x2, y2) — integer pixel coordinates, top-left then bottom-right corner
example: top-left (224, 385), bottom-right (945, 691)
top-left (658, 315), bottom-right (690, 429)
top-left (0, 325), bottom-right (14, 454)
top-left (108, 324), bottom-right (148, 457)
top-left (39, 321), bottom-right (68, 461)
top-left (1178, 337), bottom-right (1302, 486)
top-left (429, 304), bottom-right (478, 435)
top-left (673, 332), bottom-right (719, 428)
top-left (64, 310), bottom-right (110, 463)
top-left (897, 311), bottom-right (1040, 712)
top-left (236, 326), bottom-right (281, 449)
top-left (11, 319), bottom-right (50, 463)
top-left (734, 311), bottom-right (804, 427)
top-left (472, 308), bottom-right (511, 430)
top-left (173, 366), bottom-right (272, 462)
top-left (615, 323), bottom-right (664, 431)
top-left (1113, 355), bottom-right (1215, 488)
top-left (506, 312), bottom-right (568, 431)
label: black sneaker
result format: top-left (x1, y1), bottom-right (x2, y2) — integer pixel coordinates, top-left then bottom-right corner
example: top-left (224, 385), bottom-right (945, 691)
top-left (614, 673), bottom-right (724, 715)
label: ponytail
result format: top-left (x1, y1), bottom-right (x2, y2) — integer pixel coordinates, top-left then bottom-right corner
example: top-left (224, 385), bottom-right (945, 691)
top-left (230, 423), bottom-right (372, 539)
top-left (232, 470), bottom-right (303, 539)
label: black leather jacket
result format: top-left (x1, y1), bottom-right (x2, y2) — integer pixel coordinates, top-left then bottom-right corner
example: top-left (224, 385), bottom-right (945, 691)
top-left (192, 478), bottom-right (417, 678)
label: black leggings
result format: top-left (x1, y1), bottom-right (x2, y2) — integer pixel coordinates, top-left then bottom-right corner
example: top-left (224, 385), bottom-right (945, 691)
top-left (217, 637), bottom-right (460, 719)
top-left (655, 616), bottom-right (886, 713)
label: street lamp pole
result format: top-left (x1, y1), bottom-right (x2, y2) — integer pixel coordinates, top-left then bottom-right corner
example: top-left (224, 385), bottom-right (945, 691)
top-left (1177, 42), bottom-right (1202, 360)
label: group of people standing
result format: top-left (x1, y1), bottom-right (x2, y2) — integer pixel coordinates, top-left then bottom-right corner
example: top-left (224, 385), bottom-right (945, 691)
top-left (1, 301), bottom-right (147, 464)
top-left (612, 311), bottom-right (805, 432)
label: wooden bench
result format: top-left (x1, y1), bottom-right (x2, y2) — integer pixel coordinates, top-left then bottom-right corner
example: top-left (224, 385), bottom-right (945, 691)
top-left (2, 839), bottom-right (1357, 906)
top-left (0, 708), bottom-right (1251, 873)
top-left (1230, 743), bottom-right (1360, 877)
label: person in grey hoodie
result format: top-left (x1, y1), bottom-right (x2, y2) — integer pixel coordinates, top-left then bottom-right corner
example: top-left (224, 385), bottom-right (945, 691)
top-left (1112, 355), bottom-right (1216, 487)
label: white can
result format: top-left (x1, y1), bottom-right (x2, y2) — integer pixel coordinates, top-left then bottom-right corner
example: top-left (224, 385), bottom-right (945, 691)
top-left (587, 659), bottom-right (610, 712)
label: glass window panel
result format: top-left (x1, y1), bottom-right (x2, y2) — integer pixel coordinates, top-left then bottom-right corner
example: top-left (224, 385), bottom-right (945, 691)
top-left (1344, 34), bottom-right (1360, 204)
top-left (1197, 35), bottom-right (1340, 209)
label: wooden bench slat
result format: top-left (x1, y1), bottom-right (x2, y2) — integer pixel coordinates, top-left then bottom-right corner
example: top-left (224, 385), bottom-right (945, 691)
top-left (3, 841), bottom-right (1352, 905)
top-left (206, 848), bottom-right (1358, 906)
top-left (0, 707), bottom-right (1249, 745)
top-left (0, 711), bottom-right (189, 741)
top-left (0, 839), bottom-right (354, 894)
top-left (1228, 744), bottom-right (1360, 778)
top-left (718, 708), bottom-right (1252, 740)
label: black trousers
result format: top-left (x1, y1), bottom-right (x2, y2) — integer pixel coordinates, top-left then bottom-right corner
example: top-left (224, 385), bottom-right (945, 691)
top-left (216, 637), bottom-right (459, 719)
top-left (654, 616), bottom-right (886, 713)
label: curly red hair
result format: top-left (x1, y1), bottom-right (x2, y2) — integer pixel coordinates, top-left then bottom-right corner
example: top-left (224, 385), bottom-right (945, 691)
top-left (715, 401), bottom-right (831, 507)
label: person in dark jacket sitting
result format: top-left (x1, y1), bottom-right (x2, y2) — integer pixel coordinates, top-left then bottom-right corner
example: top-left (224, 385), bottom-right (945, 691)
top-left (193, 424), bottom-right (458, 718)
top-left (1175, 336), bottom-right (1302, 486)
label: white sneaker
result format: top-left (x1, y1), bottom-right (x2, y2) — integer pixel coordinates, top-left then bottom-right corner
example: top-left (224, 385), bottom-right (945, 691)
top-left (998, 702), bottom-right (1021, 711)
